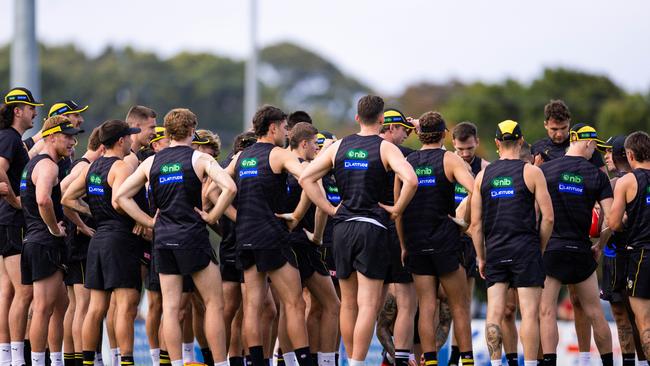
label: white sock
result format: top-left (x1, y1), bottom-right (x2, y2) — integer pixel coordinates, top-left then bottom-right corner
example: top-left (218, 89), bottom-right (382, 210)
top-left (50, 352), bottom-right (63, 366)
top-left (638, 361), bottom-right (649, 366)
top-left (578, 352), bottom-right (590, 366)
top-left (409, 354), bottom-right (415, 363)
top-left (111, 348), bottom-right (120, 366)
top-left (490, 360), bottom-right (502, 366)
top-left (11, 342), bottom-right (25, 366)
top-left (317, 352), bottom-right (335, 366)
top-left (215, 362), bottom-right (228, 366)
top-left (182, 343), bottom-right (194, 362)
top-left (150, 348), bottom-right (161, 366)
top-left (0, 343), bottom-right (10, 365)
top-left (524, 361), bottom-right (537, 366)
top-left (349, 360), bottom-right (365, 366)
top-left (95, 351), bottom-right (105, 366)
top-left (31, 351), bottom-right (46, 366)
top-left (171, 360), bottom-right (183, 366)
top-left (284, 352), bottom-right (298, 366)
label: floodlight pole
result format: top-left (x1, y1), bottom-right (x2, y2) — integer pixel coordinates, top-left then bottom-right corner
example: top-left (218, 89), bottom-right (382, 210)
top-left (11, 0), bottom-right (40, 130)
top-left (243, 0), bottom-right (259, 131)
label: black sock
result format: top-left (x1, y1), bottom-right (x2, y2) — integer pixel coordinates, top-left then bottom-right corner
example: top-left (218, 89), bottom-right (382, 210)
top-left (64, 352), bottom-right (75, 366)
top-left (245, 355), bottom-right (253, 366)
top-left (542, 353), bottom-right (557, 366)
top-left (230, 356), bottom-right (245, 366)
top-left (600, 352), bottom-right (613, 366)
top-left (160, 350), bottom-right (171, 365)
top-left (460, 351), bottom-right (474, 366)
top-left (276, 351), bottom-right (286, 366)
top-left (622, 353), bottom-right (636, 366)
top-left (424, 352), bottom-right (437, 365)
top-left (395, 349), bottom-right (410, 366)
top-left (335, 353), bottom-right (339, 366)
top-left (311, 353), bottom-right (319, 366)
top-left (120, 355), bottom-right (134, 365)
top-left (75, 352), bottom-right (83, 366)
top-left (505, 353), bottom-right (518, 366)
top-left (264, 358), bottom-right (270, 366)
top-left (448, 346), bottom-right (460, 366)
top-left (45, 348), bottom-right (51, 366)
top-left (537, 359), bottom-right (544, 366)
top-left (24, 340), bottom-right (32, 366)
top-left (201, 347), bottom-right (214, 364)
top-left (249, 346), bottom-right (265, 366)
top-left (294, 346), bottom-right (313, 366)
top-left (82, 350), bottom-right (96, 364)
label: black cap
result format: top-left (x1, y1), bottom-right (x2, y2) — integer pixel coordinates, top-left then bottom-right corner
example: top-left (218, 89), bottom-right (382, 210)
top-left (495, 120), bottom-right (523, 141)
top-left (48, 100), bottom-right (89, 118)
top-left (41, 120), bottom-right (84, 137)
top-left (4, 87), bottom-right (43, 106)
top-left (192, 132), bottom-right (210, 145)
top-left (569, 123), bottom-right (611, 152)
top-left (99, 120), bottom-right (141, 145)
top-left (606, 135), bottom-right (627, 158)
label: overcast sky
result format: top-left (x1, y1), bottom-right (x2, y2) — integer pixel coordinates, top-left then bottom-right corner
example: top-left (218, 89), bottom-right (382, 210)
top-left (1, 0), bottom-right (649, 95)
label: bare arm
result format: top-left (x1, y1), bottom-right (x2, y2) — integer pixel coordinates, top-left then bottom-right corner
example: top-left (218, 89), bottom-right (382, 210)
top-left (198, 154), bottom-right (237, 224)
top-left (115, 158), bottom-right (154, 228)
top-left (608, 174), bottom-right (633, 232)
top-left (27, 139), bottom-right (44, 159)
top-left (0, 157), bottom-right (20, 209)
top-left (34, 159), bottom-right (65, 237)
top-left (299, 140), bottom-right (339, 216)
top-left (448, 152), bottom-right (475, 223)
top-left (61, 164), bottom-right (92, 216)
top-left (469, 170), bottom-right (486, 279)
top-left (526, 164), bottom-right (554, 252)
top-left (595, 198), bottom-right (613, 252)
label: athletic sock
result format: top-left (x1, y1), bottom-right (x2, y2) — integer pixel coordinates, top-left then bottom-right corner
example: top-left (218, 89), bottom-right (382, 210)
top-left (310, 354), bottom-right (318, 366)
top-left (75, 352), bottom-right (83, 366)
top-left (215, 361), bottom-right (228, 366)
top-left (95, 351), bottom-right (104, 366)
top-left (159, 350), bottom-right (171, 365)
top-left (229, 356), bottom-right (245, 366)
top-left (524, 361), bottom-right (537, 366)
top-left (31, 351), bottom-right (45, 366)
top-left (149, 348), bottom-right (160, 366)
top-left (201, 348), bottom-right (214, 365)
top-left (11, 341), bottom-right (25, 366)
top-left (348, 360), bottom-right (364, 366)
top-left (50, 352), bottom-right (63, 366)
top-left (0, 343), bottom-right (11, 366)
top-left (638, 361), bottom-right (649, 366)
top-left (395, 349), bottom-right (410, 366)
top-left (170, 361), bottom-right (182, 366)
top-left (334, 353), bottom-right (339, 366)
top-left (264, 359), bottom-right (270, 366)
top-left (600, 352), bottom-right (613, 366)
top-left (621, 353), bottom-right (635, 366)
top-left (110, 349), bottom-right (119, 366)
top-left (460, 351), bottom-right (474, 366)
top-left (118, 355), bottom-right (133, 366)
top-left (317, 352), bottom-right (335, 366)
top-left (577, 352), bottom-right (590, 366)
top-left (245, 355), bottom-right (252, 366)
top-left (505, 353), bottom-right (518, 366)
top-left (490, 360), bottom-right (501, 366)
top-left (448, 346), bottom-right (460, 366)
top-left (249, 346), bottom-right (265, 366)
top-left (24, 340), bottom-right (31, 366)
top-left (423, 352), bottom-right (437, 366)
top-left (182, 343), bottom-right (194, 363)
top-left (276, 353), bottom-right (286, 366)
top-left (283, 352), bottom-right (297, 366)
top-left (294, 347), bottom-right (313, 366)
top-left (63, 353), bottom-right (75, 366)
top-left (82, 351), bottom-right (95, 365)
top-left (542, 353), bottom-right (556, 366)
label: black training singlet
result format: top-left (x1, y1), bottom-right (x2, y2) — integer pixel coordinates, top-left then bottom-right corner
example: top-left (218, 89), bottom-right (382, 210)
top-left (541, 155), bottom-right (613, 253)
top-left (454, 156), bottom-right (484, 208)
top-left (150, 145), bottom-right (210, 250)
top-left (20, 154), bottom-right (64, 246)
top-left (381, 145), bottom-right (414, 206)
top-left (235, 142), bottom-right (288, 250)
top-left (86, 156), bottom-right (135, 232)
top-left (626, 168), bottom-right (650, 249)
top-left (333, 134), bottom-right (388, 226)
top-left (403, 149), bottom-right (459, 254)
top-left (480, 159), bottom-right (539, 264)
top-left (218, 153), bottom-right (237, 262)
top-left (285, 160), bottom-right (316, 245)
top-left (0, 127), bottom-right (29, 227)
top-left (66, 157), bottom-right (95, 261)
top-left (321, 172), bottom-right (340, 247)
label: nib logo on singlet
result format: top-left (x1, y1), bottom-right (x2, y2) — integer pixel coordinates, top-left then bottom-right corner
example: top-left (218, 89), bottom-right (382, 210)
top-left (645, 185), bottom-right (650, 205)
top-left (415, 165), bottom-right (436, 186)
top-left (344, 149), bottom-right (369, 170)
top-left (559, 172), bottom-right (584, 195)
top-left (455, 183), bottom-right (468, 203)
top-left (159, 162), bottom-right (184, 185)
top-left (490, 176), bottom-right (514, 198)
top-left (19, 170), bottom-right (27, 191)
top-left (239, 158), bottom-right (258, 178)
top-left (87, 174), bottom-right (105, 195)
top-left (326, 185), bottom-right (341, 205)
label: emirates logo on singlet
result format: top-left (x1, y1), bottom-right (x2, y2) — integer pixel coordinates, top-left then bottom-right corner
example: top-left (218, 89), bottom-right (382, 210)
top-left (415, 165), bottom-right (436, 187)
top-left (559, 172), bottom-right (584, 195)
top-left (343, 149), bottom-right (368, 170)
top-left (239, 158), bottom-right (258, 178)
top-left (159, 162), bottom-right (184, 185)
top-left (19, 170), bottom-right (27, 191)
top-left (490, 176), bottom-right (514, 198)
top-left (87, 174), bottom-right (105, 195)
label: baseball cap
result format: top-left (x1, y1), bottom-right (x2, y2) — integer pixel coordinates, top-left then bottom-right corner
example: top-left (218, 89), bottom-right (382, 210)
top-left (48, 100), bottom-right (89, 118)
top-left (150, 126), bottom-right (167, 145)
top-left (383, 109), bottom-right (415, 130)
top-left (495, 120), bottom-right (523, 141)
top-left (4, 87), bottom-right (43, 106)
top-left (41, 119), bottom-right (84, 138)
top-left (99, 120), bottom-right (141, 145)
top-left (605, 135), bottom-right (627, 158)
top-left (192, 132), bottom-right (210, 145)
top-left (316, 131), bottom-right (336, 148)
top-left (569, 123), bottom-right (611, 152)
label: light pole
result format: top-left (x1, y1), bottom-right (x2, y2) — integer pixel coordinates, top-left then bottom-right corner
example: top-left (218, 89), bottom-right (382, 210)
top-left (243, 0), bottom-right (259, 131)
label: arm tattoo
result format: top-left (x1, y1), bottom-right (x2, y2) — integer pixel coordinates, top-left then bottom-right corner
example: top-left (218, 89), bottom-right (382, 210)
top-left (376, 294), bottom-right (398, 357)
top-left (435, 299), bottom-right (452, 349)
top-left (642, 329), bottom-right (650, 361)
top-left (486, 323), bottom-right (503, 360)
top-left (616, 324), bottom-right (635, 354)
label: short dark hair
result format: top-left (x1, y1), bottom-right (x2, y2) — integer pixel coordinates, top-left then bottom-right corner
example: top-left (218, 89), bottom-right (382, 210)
top-left (452, 121), bottom-right (478, 142)
top-left (126, 105), bottom-right (157, 126)
top-left (418, 111), bottom-right (445, 144)
top-left (624, 131), bottom-right (650, 163)
top-left (87, 127), bottom-right (102, 151)
top-left (544, 99), bottom-right (571, 123)
top-left (233, 131), bottom-right (257, 153)
top-left (252, 105), bottom-right (287, 137)
top-left (357, 95), bottom-right (384, 125)
top-left (289, 122), bottom-right (318, 149)
top-left (287, 111), bottom-right (312, 129)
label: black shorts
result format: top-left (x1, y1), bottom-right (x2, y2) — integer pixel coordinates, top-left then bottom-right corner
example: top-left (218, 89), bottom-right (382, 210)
top-left (64, 260), bottom-right (86, 286)
top-left (543, 251), bottom-right (597, 285)
top-left (332, 220), bottom-right (389, 280)
top-left (460, 236), bottom-right (479, 279)
top-left (237, 245), bottom-right (298, 273)
top-left (0, 225), bottom-right (23, 257)
top-left (406, 251), bottom-right (461, 277)
top-left (292, 241), bottom-right (329, 282)
top-left (145, 260), bottom-right (194, 293)
top-left (627, 248), bottom-right (650, 299)
top-left (600, 250), bottom-right (628, 303)
top-left (320, 246), bottom-right (337, 277)
top-left (141, 239), bottom-right (152, 267)
top-left (155, 247), bottom-right (217, 276)
top-left (385, 225), bottom-right (412, 284)
top-left (21, 242), bottom-right (66, 285)
top-left (220, 259), bottom-right (244, 283)
top-left (485, 254), bottom-right (545, 288)
top-left (85, 231), bottom-right (143, 291)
